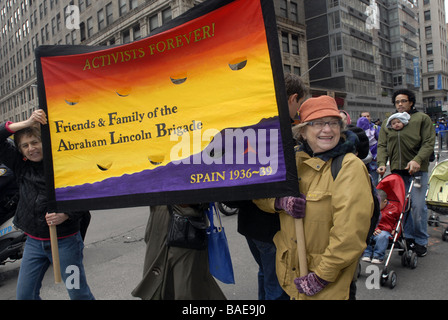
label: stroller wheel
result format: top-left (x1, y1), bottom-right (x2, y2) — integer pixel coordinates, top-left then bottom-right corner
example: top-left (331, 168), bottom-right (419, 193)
top-left (442, 228), bottom-right (448, 241)
top-left (409, 252), bottom-right (417, 269)
top-left (434, 216), bottom-right (440, 227)
top-left (380, 269), bottom-right (397, 289)
top-left (401, 252), bottom-right (409, 267)
top-left (386, 271), bottom-right (397, 289)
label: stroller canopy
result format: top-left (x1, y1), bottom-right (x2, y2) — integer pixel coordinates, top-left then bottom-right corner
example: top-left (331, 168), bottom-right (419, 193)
top-left (377, 174), bottom-right (406, 212)
top-left (427, 159), bottom-right (448, 208)
top-left (430, 159), bottom-right (448, 181)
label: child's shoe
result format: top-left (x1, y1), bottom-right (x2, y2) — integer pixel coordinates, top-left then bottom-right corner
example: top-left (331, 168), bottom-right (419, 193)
top-left (371, 258), bottom-right (383, 264)
top-left (361, 256), bottom-right (371, 262)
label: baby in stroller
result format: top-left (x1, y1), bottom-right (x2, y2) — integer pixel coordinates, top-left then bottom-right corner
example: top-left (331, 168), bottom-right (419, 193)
top-left (362, 189), bottom-right (401, 264)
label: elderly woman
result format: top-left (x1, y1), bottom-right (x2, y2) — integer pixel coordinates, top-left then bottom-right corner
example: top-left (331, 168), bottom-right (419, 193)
top-left (255, 96), bottom-right (373, 300)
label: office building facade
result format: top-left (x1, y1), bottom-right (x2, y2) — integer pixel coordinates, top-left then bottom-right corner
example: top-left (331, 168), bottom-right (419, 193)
top-left (0, 0), bottom-right (308, 123)
top-left (418, 0), bottom-right (448, 116)
top-left (304, 0), bottom-right (424, 121)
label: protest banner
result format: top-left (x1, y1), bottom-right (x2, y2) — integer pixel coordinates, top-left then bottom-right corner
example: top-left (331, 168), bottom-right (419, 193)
top-left (35, 0), bottom-right (299, 211)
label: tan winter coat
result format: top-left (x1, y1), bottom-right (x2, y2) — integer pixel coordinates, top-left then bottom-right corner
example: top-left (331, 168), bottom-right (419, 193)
top-left (254, 152), bottom-right (373, 300)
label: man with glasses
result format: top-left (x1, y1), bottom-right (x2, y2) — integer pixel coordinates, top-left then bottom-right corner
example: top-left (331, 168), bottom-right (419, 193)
top-left (376, 89), bottom-right (435, 257)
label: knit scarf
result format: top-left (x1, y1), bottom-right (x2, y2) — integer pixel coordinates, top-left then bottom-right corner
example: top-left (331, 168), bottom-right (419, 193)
top-left (299, 130), bottom-right (358, 162)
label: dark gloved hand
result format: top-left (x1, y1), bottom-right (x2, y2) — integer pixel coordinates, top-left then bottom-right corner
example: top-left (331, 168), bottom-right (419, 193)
top-left (294, 272), bottom-right (329, 296)
top-left (274, 194), bottom-right (306, 219)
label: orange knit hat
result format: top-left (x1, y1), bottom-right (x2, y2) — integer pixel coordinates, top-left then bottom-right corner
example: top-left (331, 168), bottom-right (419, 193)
top-left (298, 95), bottom-right (341, 123)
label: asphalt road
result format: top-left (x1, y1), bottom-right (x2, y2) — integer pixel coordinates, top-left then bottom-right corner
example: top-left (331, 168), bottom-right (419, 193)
top-left (0, 206), bottom-right (260, 300)
top-left (1, 202), bottom-right (448, 300)
top-left (1, 144), bottom-right (448, 301)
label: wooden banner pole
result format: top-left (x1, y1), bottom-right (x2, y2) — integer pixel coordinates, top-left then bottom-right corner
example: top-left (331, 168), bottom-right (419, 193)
top-left (49, 224), bottom-right (62, 283)
top-left (295, 219), bottom-right (308, 277)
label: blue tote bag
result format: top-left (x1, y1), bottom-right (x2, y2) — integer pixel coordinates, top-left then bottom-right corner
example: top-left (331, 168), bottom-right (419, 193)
top-left (206, 203), bottom-right (235, 284)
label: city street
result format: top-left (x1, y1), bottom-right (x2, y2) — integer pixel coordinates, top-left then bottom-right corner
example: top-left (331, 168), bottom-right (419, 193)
top-left (1, 145), bottom-right (448, 301)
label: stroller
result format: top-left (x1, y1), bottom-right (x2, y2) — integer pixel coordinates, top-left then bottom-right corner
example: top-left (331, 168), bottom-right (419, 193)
top-left (375, 173), bottom-right (417, 289)
top-left (426, 159), bottom-right (448, 241)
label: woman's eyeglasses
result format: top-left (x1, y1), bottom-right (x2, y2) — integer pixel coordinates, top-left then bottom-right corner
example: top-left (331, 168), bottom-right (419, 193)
top-left (307, 120), bottom-right (342, 129)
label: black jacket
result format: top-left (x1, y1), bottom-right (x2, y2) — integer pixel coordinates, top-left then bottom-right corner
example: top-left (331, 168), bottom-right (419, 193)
top-left (223, 200), bottom-right (280, 242)
top-left (0, 123), bottom-right (85, 239)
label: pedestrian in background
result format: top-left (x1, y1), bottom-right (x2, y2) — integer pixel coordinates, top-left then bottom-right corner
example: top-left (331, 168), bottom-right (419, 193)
top-left (358, 112), bottom-right (380, 185)
top-left (339, 110), bottom-right (351, 128)
top-left (377, 89), bottom-right (436, 257)
top-left (132, 204), bottom-right (226, 300)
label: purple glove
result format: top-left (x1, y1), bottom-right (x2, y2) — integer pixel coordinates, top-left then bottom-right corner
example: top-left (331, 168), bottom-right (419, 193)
top-left (294, 272), bottom-right (329, 296)
top-left (274, 194), bottom-right (306, 219)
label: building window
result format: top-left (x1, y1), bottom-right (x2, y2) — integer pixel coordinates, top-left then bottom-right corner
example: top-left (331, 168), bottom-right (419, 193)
top-left (282, 32), bottom-right (289, 53)
top-left (51, 17), bottom-right (56, 36)
top-left (428, 77), bottom-right (435, 90)
top-left (162, 8), bottom-right (172, 24)
top-left (329, 11), bottom-right (340, 29)
top-left (393, 75), bottom-right (402, 86)
top-left (426, 43), bottom-right (433, 55)
top-left (71, 29), bottom-right (77, 44)
top-left (133, 25), bottom-right (141, 40)
top-left (130, 0), bottom-right (138, 10)
top-left (87, 17), bottom-right (94, 37)
top-left (98, 9), bottom-right (105, 31)
top-left (332, 55), bottom-right (343, 73)
top-left (279, 0), bottom-right (287, 18)
top-left (45, 24), bottom-right (49, 42)
top-left (424, 10), bottom-right (431, 21)
top-left (427, 60), bottom-right (434, 72)
top-left (291, 34), bottom-right (299, 55)
top-left (328, 0), bottom-right (339, 8)
top-left (80, 22), bottom-right (86, 41)
top-left (330, 33), bottom-right (342, 51)
top-left (106, 3), bottom-right (113, 26)
top-left (149, 14), bottom-right (158, 32)
top-left (41, 28), bottom-right (45, 44)
top-left (290, 1), bottom-right (298, 23)
top-left (123, 29), bottom-right (130, 43)
top-left (119, 0), bottom-right (127, 16)
top-left (425, 26), bottom-right (432, 39)
top-left (392, 57), bottom-right (401, 70)
top-left (56, 13), bottom-right (61, 32)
